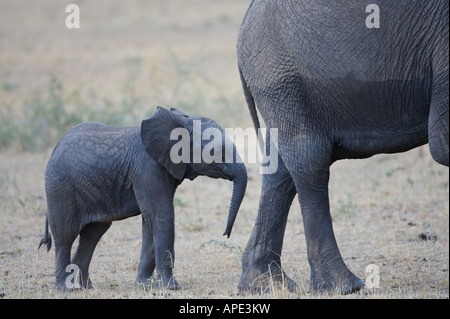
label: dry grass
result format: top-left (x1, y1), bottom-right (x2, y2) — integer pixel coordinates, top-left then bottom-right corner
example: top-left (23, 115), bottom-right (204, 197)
top-left (0, 0), bottom-right (448, 299)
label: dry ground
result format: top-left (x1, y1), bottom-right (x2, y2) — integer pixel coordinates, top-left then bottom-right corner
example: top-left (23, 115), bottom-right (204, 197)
top-left (0, 0), bottom-right (448, 299)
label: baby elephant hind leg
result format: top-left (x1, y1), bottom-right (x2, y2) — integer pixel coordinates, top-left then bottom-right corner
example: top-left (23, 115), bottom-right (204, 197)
top-left (71, 222), bottom-right (112, 289)
top-left (53, 238), bottom-right (76, 291)
top-left (46, 199), bottom-right (80, 291)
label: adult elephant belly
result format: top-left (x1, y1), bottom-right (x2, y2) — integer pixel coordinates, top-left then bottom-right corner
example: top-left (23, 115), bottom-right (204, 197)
top-left (318, 76), bottom-right (431, 160)
top-left (253, 73), bottom-right (431, 161)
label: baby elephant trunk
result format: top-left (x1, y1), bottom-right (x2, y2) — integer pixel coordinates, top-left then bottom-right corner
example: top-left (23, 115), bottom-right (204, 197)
top-left (223, 163), bottom-right (248, 238)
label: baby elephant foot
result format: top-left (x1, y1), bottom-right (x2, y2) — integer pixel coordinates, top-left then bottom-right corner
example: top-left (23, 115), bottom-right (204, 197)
top-left (55, 271), bottom-right (93, 291)
top-left (54, 280), bottom-right (93, 292)
top-left (151, 274), bottom-right (181, 290)
top-left (136, 274), bottom-right (181, 290)
top-left (310, 269), bottom-right (364, 294)
top-left (238, 264), bottom-right (298, 294)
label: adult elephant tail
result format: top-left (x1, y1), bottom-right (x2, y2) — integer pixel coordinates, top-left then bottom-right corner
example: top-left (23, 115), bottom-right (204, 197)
top-left (239, 67), bottom-right (265, 152)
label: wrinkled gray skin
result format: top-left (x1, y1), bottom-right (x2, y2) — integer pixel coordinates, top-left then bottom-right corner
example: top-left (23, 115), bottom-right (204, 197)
top-left (39, 107), bottom-right (247, 291)
top-left (237, 0), bottom-right (448, 294)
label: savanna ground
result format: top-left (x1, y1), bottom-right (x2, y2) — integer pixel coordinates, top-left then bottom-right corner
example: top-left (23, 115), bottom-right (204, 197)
top-left (0, 1), bottom-right (448, 299)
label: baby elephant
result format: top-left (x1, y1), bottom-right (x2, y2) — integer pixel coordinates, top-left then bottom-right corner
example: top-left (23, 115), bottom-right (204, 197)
top-left (39, 107), bottom-right (248, 291)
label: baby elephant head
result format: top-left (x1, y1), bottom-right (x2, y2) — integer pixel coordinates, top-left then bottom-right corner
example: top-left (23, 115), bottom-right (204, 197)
top-left (141, 106), bottom-right (248, 238)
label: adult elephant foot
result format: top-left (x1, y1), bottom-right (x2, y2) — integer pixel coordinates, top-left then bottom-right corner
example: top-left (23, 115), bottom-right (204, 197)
top-left (310, 267), bottom-right (364, 294)
top-left (238, 262), bottom-right (298, 294)
top-left (238, 261), bottom-right (364, 295)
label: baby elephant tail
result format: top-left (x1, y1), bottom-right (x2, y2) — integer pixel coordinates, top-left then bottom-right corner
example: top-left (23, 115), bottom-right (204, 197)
top-left (38, 216), bottom-right (52, 252)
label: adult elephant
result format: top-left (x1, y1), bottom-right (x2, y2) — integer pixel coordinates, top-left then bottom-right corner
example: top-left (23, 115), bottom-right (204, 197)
top-left (237, 0), bottom-right (448, 294)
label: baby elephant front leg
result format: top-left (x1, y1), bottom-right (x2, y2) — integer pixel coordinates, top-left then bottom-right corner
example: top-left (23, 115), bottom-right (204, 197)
top-left (134, 168), bottom-right (181, 290)
top-left (137, 201), bottom-right (180, 290)
top-left (151, 214), bottom-right (180, 290)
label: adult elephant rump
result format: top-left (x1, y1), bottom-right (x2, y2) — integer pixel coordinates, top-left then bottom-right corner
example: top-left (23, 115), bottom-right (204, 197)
top-left (237, 0), bottom-right (449, 293)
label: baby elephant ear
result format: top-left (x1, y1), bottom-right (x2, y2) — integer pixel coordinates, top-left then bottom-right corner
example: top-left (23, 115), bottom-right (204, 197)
top-left (141, 106), bottom-right (188, 180)
top-left (170, 108), bottom-right (189, 117)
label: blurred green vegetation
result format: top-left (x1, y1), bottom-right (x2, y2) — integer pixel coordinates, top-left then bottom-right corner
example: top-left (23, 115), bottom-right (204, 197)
top-left (0, 52), bottom-right (248, 152)
top-left (0, 74), bottom-right (148, 151)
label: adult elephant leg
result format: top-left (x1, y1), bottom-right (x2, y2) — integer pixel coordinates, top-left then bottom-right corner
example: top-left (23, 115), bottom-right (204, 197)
top-left (135, 217), bottom-right (156, 285)
top-left (428, 75), bottom-right (449, 167)
top-left (72, 222), bottom-right (112, 289)
top-left (238, 153), bottom-right (297, 293)
top-left (283, 135), bottom-right (364, 294)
